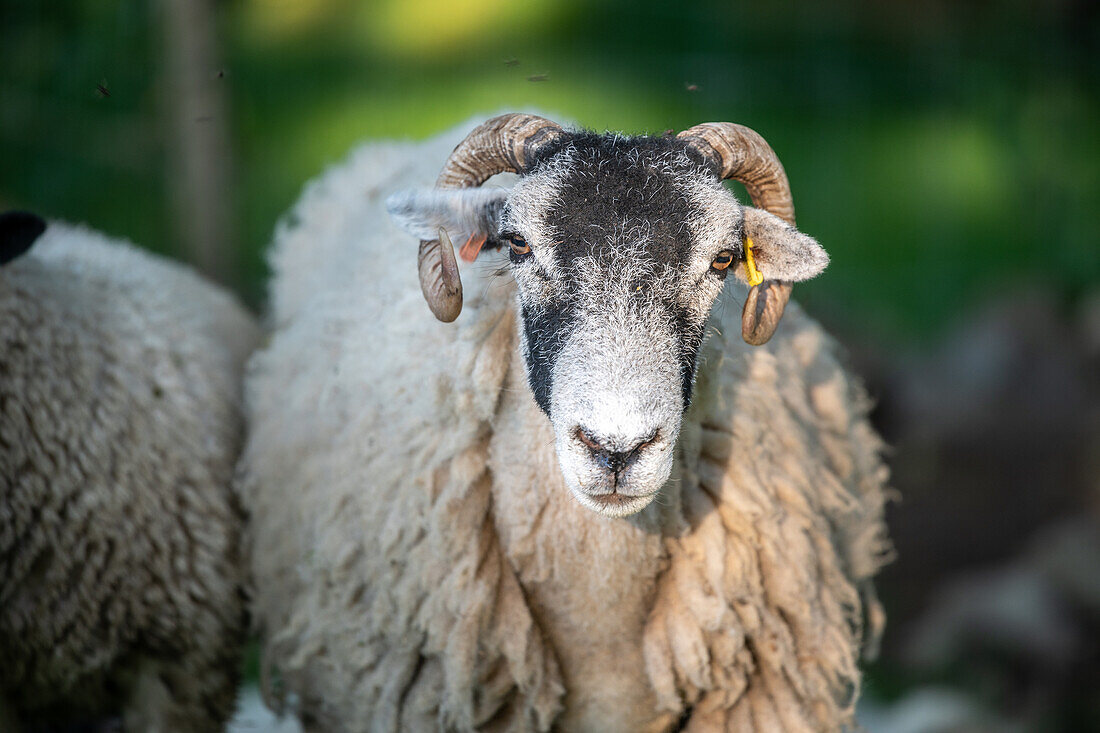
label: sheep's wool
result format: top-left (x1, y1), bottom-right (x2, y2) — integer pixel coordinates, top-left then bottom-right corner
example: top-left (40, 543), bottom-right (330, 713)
top-left (0, 224), bottom-right (258, 730)
top-left (243, 118), bottom-right (893, 732)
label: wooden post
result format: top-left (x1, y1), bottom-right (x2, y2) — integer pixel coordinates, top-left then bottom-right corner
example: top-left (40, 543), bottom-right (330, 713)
top-left (162, 0), bottom-right (236, 286)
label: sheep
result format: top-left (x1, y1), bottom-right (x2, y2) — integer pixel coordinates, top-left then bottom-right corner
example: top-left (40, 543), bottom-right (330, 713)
top-left (241, 114), bottom-right (893, 732)
top-left (0, 211), bottom-right (259, 731)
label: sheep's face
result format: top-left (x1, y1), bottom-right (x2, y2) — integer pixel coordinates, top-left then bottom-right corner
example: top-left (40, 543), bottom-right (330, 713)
top-left (498, 136), bottom-right (735, 516)
top-left (388, 132), bottom-right (827, 517)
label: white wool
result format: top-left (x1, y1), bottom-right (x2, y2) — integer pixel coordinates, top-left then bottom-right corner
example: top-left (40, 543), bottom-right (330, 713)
top-left (242, 118), bottom-right (893, 732)
top-left (0, 222), bottom-right (259, 730)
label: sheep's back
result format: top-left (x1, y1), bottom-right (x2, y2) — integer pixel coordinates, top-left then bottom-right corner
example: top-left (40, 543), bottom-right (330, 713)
top-left (0, 224), bottom-right (258, 717)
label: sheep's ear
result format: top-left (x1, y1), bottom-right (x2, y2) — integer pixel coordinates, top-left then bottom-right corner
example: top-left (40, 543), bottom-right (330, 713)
top-left (0, 211), bottom-right (46, 266)
top-left (735, 206), bottom-right (829, 284)
top-left (386, 188), bottom-right (507, 247)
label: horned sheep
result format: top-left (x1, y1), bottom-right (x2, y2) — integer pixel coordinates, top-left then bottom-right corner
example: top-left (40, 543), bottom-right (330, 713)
top-left (241, 114), bottom-right (893, 731)
top-left (0, 212), bottom-right (258, 731)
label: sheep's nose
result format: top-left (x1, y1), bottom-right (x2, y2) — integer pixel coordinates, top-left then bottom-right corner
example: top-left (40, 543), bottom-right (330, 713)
top-left (575, 427), bottom-right (657, 474)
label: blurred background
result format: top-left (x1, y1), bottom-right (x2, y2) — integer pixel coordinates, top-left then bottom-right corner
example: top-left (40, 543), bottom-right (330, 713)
top-left (2, 0), bottom-right (1098, 730)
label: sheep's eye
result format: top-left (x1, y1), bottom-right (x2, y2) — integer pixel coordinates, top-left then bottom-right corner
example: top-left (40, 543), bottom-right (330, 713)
top-left (711, 250), bottom-right (734, 271)
top-left (505, 234), bottom-right (531, 257)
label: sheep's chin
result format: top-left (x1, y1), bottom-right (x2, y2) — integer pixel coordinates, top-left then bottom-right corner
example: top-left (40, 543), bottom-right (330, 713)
top-left (570, 489), bottom-right (658, 518)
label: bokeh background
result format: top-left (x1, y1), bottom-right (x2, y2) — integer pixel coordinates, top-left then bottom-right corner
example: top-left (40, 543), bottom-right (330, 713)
top-left (3, 0), bottom-right (1098, 730)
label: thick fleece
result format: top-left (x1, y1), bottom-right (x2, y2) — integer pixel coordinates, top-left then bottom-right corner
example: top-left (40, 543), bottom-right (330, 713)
top-left (242, 119), bottom-right (893, 732)
top-left (0, 222), bottom-right (259, 731)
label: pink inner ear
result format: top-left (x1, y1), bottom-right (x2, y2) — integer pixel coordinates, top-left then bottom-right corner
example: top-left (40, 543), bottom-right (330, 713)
top-left (458, 233), bottom-right (488, 263)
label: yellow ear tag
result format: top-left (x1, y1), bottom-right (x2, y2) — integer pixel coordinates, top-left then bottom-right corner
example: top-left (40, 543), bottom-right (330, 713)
top-left (743, 236), bottom-right (764, 287)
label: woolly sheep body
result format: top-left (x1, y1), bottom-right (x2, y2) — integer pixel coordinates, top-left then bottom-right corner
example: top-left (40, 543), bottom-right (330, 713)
top-left (242, 119), bottom-right (892, 731)
top-left (0, 222), bottom-right (259, 730)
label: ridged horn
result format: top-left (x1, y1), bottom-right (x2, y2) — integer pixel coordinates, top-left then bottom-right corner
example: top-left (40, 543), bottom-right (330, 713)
top-left (418, 114), bottom-right (564, 321)
top-left (677, 122), bottom-right (796, 346)
top-left (418, 229), bottom-right (461, 322)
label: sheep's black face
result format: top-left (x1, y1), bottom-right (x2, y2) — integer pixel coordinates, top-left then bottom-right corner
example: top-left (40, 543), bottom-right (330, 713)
top-left (499, 134), bottom-right (742, 516)
top-left (0, 211), bottom-right (47, 266)
top-left (387, 128), bottom-right (828, 518)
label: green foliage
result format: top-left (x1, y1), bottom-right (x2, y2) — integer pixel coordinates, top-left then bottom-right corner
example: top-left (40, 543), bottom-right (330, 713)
top-left (2, 0), bottom-right (1097, 334)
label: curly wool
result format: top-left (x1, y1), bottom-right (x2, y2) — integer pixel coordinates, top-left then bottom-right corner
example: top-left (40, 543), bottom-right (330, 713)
top-left (242, 119), bottom-right (893, 732)
top-left (0, 222), bottom-right (259, 731)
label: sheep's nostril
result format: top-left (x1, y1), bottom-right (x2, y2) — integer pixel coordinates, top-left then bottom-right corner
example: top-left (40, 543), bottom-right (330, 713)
top-left (575, 427), bottom-right (658, 473)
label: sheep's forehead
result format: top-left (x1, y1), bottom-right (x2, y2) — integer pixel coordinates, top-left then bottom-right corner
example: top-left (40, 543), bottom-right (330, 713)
top-left (504, 134), bottom-right (745, 283)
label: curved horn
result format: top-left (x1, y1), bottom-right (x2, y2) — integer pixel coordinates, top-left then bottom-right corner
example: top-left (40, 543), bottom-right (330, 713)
top-left (418, 114), bottom-right (564, 321)
top-left (435, 113), bottom-right (565, 189)
top-left (418, 228), bottom-right (462, 322)
top-left (677, 122), bottom-right (795, 346)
